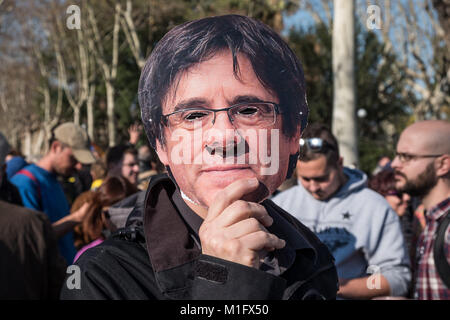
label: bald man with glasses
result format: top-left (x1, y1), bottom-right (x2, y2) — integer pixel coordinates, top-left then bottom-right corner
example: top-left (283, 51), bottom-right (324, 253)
top-left (391, 120), bottom-right (450, 300)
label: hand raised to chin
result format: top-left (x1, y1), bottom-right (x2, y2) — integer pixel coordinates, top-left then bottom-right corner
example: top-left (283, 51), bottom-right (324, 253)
top-left (199, 178), bottom-right (285, 269)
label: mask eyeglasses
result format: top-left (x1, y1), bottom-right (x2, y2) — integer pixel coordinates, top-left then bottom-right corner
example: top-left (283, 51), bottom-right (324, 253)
top-left (161, 101), bottom-right (280, 131)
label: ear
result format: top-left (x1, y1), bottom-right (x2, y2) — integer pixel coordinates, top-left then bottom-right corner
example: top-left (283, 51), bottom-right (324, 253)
top-left (155, 139), bottom-right (169, 166)
top-left (75, 162), bottom-right (82, 171)
top-left (338, 157), bottom-right (344, 168)
top-left (435, 154), bottom-right (450, 177)
top-left (51, 140), bottom-right (62, 154)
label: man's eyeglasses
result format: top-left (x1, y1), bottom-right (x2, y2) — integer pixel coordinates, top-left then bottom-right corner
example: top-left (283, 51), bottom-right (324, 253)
top-left (161, 102), bottom-right (280, 130)
top-left (300, 137), bottom-right (335, 153)
top-left (394, 152), bottom-right (443, 163)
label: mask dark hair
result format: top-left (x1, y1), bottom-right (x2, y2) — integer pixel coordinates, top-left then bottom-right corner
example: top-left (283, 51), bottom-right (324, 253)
top-left (138, 14), bottom-right (308, 148)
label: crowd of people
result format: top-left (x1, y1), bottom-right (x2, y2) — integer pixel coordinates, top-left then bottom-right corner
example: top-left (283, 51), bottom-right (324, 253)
top-left (0, 122), bottom-right (164, 298)
top-left (0, 14), bottom-right (448, 301)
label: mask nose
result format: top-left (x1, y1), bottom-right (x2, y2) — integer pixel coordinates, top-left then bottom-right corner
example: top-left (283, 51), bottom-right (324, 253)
top-left (210, 110), bottom-right (235, 129)
top-left (205, 136), bottom-right (247, 158)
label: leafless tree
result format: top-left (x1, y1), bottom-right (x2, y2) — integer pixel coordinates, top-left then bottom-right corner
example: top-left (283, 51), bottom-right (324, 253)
top-left (358, 0), bottom-right (449, 120)
top-left (118, 0), bottom-right (146, 70)
top-left (84, 2), bottom-right (121, 147)
top-left (0, 0), bottom-right (63, 156)
top-left (49, 2), bottom-right (89, 126)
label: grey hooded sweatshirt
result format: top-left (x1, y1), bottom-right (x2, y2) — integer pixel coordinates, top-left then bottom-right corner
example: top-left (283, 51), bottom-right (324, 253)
top-left (272, 167), bottom-right (411, 297)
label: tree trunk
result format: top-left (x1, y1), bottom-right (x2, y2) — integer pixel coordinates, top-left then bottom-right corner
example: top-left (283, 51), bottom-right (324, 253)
top-left (73, 107), bottom-right (80, 125)
top-left (332, 0), bottom-right (358, 167)
top-left (106, 81), bottom-right (116, 147)
top-left (87, 83), bottom-right (96, 141)
top-left (85, 3), bottom-right (120, 147)
top-left (33, 128), bottom-right (45, 155)
top-left (9, 127), bottom-right (18, 150)
top-left (24, 129), bottom-right (32, 159)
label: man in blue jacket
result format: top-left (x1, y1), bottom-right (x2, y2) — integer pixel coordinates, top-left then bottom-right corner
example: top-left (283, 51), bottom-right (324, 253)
top-left (11, 122), bottom-right (95, 264)
top-left (273, 123), bottom-right (411, 299)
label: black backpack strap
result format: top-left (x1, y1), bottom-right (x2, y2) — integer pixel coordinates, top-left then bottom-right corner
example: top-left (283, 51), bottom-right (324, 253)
top-left (433, 212), bottom-right (450, 289)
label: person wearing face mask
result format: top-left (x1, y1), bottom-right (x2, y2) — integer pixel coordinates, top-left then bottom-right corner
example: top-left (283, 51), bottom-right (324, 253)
top-left (272, 123), bottom-right (411, 299)
top-left (60, 15), bottom-right (338, 300)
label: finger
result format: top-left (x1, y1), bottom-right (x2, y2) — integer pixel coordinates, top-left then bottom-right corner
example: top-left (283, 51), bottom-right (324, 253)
top-left (206, 178), bottom-right (259, 222)
top-left (223, 218), bottom-right (268, 239)
top-left (239, 231), bottom-right (286, 252)
top-left (215, 201), bottom-right (273, 228)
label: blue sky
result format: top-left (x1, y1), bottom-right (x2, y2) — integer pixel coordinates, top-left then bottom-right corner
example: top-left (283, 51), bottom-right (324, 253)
top-left (283, 9), bottom-right (316, 35)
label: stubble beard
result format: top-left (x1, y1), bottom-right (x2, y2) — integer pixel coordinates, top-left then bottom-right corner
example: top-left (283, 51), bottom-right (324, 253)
top-left (396, 162), bottom-right (437, 198)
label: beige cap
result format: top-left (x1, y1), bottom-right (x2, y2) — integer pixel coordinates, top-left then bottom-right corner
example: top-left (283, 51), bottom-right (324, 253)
top-left (53, 123), bottom-right (96, 164)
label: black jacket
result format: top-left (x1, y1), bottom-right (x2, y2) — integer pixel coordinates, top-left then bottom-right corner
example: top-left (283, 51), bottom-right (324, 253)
top-left (60, 175), bottom-right (338, 300)
top-left (0, 170), bottom-right (23, 206)
top-left (0, 200), bottom-right (66, 299)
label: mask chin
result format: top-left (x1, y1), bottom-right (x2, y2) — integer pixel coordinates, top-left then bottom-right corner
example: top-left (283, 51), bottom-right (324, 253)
top-left (166, 166), bottom-right (206, 207)
top-left (180, 189), bottom-right (206, 208)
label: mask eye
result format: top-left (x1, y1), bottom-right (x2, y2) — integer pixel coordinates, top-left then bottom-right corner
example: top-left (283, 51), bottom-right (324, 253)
top-left (183, 110), bottom-right (210, 121)
top-left (236, 106), bottom-right (259, 116)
